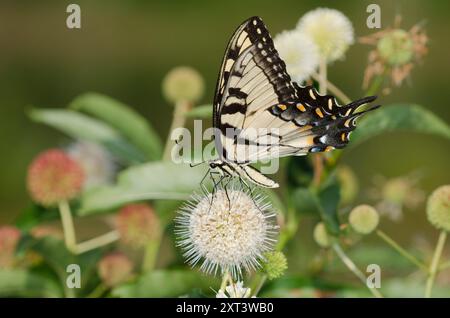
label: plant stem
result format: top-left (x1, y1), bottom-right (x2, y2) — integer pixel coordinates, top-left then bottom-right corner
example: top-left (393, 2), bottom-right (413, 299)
top-left (312, 154), bottom-right (323, 188)
top-left (311, 73), bottom-right (352, 105)
top-left (365, 67), bottom-right (389, 96)
top-left (424, 231), bottom-right (447, 298)
top-left (252, 274), bottom-right (267, 297)
top-left (163, 100), bottom-right (191, 160)
top-left (332, 242), bottom-right (383, 298)
top-left (75, 231), bottom-right (120, 254)
top-left (141, 239), bottom-right (161, 272)
top-left (58, 200), bottom-right (77, 253)
top-left (376, 230), bottom-right (427, 271)
top-left (318, 58), bottom-right (327, 95)
top-left (220, 269), bottom-right (232, 290)
top-left (87, 283), bottom-right (108, 298)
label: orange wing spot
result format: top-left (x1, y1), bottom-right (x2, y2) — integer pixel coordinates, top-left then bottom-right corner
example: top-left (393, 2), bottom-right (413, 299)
top-left (296, 103), bottom-right (306, 112)
top-left (341, 133), bottom-right (346, 142)
top-left (278, 104), bottom-right (287, 111)
top-left (315, 108), bottom-right (324, 118)
top-left (325, 146), bottom-right (334, 152)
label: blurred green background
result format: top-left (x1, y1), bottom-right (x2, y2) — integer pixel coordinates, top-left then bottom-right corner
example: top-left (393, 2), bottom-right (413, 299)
top-left (0, 0), bottom-right (449, 228)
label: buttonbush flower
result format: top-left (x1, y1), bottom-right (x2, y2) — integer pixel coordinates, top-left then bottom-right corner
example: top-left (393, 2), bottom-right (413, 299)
top-left (0, 226), bottom-right (21, 268)
top-left (162, 66), bottom-right (205, 104)
top-left (27, 149), bottom-right (84, 206)
top-left (98, 252), bottom-right (133, 287)
top-left (116, 203), bottom-right (160, 248)
top-left (426, 185), bottom-right (450, 232)
top-left (216, 281), bottom-right (254, 298)
top-left (313, 222), bottom-right (330, 248)
top-left (175, 185), bottom-right (278, 278)
top-left (67, 141), bottom-right (115, 190)
top-left (349, 205), bottom-right (379, 235)
top-left (360, 16), bottom-right (428, 88)
top-left (274, 30), bottom-right (319, 83)
top-left (297, 8), bottom-right (354, 63)
top-left (261, 251), bottom-right (288, 280)
top-left (369, 174), bottom-right (424, 222)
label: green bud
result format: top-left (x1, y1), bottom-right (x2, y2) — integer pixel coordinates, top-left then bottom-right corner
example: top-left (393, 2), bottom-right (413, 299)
top-left (162, 66), bottom-right (205, 104)
top-left (377, 29), bottom-right (414, 66)
top-left (262, 251), bottom-right (288, 280)
top-left (313, 222), bottom-right (330, 248)
top-left (426, 185), bottom-right (450, 232)
top-left (349, 205), bottom-right (379, 235)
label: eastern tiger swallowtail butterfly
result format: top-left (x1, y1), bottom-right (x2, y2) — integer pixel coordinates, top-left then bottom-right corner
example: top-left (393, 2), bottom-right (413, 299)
top-left (207, 16), bottom-right (380, 188)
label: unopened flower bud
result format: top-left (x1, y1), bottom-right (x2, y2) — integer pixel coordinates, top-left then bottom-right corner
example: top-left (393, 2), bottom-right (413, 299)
top-left (349, 205), bottom-right (379, 235)
top-left (426, 185), bottom-right (450, 232)
top-left (27, 149), bottom-right (84, 206)
top-left (262, 251), bottom-right (288, 280)
top-left (162, 66), bottom-right (205, 104)
top-left (98, 252), bottom-right (133, 287)
top-left (116, 203), bottom-right (160, 247)
top-left (313, 222), bottom-right (330, 248)
top-left (377, 29), bottom-right (414, 66)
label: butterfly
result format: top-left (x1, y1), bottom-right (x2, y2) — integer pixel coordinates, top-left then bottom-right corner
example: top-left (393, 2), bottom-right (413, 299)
top-left (207, 16), bottom-right (380, 188)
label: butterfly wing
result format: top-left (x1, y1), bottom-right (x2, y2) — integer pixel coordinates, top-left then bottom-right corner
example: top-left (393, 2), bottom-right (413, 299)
top-left (213, 16), bottom-right (299, 163)
top-left (213, 16), bottom-right (379, 165)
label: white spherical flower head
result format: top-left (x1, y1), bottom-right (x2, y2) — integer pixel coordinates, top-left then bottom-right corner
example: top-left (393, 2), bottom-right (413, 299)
top-left (67, 141), bottom-right (115, 190)
top-left (274, 30), bottom-right (320, 83)
top-left (297, 8), bottom-right (354, 63)
top-left (176, 187), bottom-right (277, 278)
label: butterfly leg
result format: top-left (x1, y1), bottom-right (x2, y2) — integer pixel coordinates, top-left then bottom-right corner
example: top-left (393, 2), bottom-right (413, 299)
top-left (220, 173), bottom-right (234, 209)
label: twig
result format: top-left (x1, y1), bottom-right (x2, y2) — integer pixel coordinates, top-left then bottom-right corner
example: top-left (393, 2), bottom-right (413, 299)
top-left (376, 230), bottom-right (427, 271)
top-left (332, 242), bottom-right (384, 298)
top-left (58, 200), bottom-right (77, 253)
top-left (163, 100), bottom-right (191, 160)
top-left (75, 231), bottom-right (120, 254)
top-left (58, 201), bottom-right (119, 255)
top-left (311, 73), bottom-right (352, 104)
top-left (425, 231), bottom-right (447, 298)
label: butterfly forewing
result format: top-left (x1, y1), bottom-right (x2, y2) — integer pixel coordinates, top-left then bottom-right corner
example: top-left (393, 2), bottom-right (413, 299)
top-left (213, 16), bottom-right (379, 170)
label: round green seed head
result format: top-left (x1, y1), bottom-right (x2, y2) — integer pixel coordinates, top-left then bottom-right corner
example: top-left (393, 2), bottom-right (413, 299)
top-left (377, 29), bottom-right (414, 66)
top-left (313, 222), bottom-right (330, 248)
top-left (349, 205), bottom-right (379, 235)
top-left (262, 251), bottom-right (288, 280)
top-left (426, 185), bottom-right (450, 232)
top-left (162, 66), bottom-right (205, 104)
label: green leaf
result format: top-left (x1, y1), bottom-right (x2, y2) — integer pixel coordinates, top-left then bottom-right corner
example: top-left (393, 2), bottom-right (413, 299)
top-left (316, 178), bottom-right (341, 235)
top-left (291, 188), bottom-right (319, 215)
top-left (15, 204), bottom-right (59, 231)
top-left (70, 93), bottom-right (162, 160)
top-left (0, 269), bottom-right (63, 297)
top-left (17, 236), bottom-right (104, 296)
top-left (28, 108), bottom-right (146, 163)
top-left (291, 176), bottom-right (341, 235)
top-left (185, 104), bottom-right (213, 119)
top-left (350, 104), bottom-right (450, 146)
top-left (112, 270), bottom-right (218, 298)
top-left (79, 161), bottom-right (208, 215)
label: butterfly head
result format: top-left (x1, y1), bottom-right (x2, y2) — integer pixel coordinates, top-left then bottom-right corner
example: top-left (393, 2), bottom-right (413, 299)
top-left (208, 159), bottom-right (224, 169)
